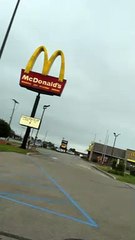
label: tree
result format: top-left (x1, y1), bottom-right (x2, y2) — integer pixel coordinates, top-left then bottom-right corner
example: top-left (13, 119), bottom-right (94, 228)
top-left (0, 119), bottom-right (11, 138)
top-left (69, 148), bottom-right (76, 153)
top-left (10, 129), bottom-right (15, 138)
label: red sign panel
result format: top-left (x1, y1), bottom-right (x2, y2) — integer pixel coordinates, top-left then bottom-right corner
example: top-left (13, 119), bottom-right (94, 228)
top-left (19, 69), bottom-right (67, 96)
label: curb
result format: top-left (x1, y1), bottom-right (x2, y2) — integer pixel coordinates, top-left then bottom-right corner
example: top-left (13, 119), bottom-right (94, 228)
top-left (125, 183), bottom-right (135, 190)
top-left (92, 165), bottom-right (135, 189)
top-left (92, 166), bottom-right (116, 180)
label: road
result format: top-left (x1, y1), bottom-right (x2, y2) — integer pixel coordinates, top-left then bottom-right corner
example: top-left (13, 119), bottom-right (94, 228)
top-left (0, 148), bottom-right (134, 240)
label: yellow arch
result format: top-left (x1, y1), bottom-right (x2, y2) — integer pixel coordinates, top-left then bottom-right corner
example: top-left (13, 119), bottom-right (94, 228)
top-left (24, 46), bottom-right (65, 82)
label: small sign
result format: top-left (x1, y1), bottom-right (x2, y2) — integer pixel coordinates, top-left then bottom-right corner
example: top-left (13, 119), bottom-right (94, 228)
top-left (20, 115), bottom-right (40, 129)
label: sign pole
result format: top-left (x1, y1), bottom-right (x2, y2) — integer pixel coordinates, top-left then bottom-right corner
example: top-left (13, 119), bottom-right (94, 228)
top-left (20, 93), bottom-right (40, 149)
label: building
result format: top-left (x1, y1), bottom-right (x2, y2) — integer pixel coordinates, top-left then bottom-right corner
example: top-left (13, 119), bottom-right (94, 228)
top-left (125, 149), bottom-right (135, 166)
top-left (87, 142), bottom-right (134, 166)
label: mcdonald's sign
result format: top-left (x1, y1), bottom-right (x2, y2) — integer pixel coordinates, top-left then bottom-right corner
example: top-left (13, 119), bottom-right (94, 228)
top-left (19, 46), bottom-right (67, 96)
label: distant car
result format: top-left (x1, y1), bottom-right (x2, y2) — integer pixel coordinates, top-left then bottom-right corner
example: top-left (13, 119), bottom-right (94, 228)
top-left (56, 147), bottom-right (65, 153)
top-left (67, 150), bottom-right (75, 155)
top-left (33, 141), bottom-right (43, 147)
top-left (36, 143), bottom-right (43, 147)
top-left (79, 154), bottom-right (83, 158)
top-left (79, 154), bottom-right (88, 160)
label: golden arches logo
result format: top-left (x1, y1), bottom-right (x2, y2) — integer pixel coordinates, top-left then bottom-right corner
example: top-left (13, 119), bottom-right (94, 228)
top-left (20, 46), bottom-right (67, 96)
top-left (25, 46), bottom-right (65, 82)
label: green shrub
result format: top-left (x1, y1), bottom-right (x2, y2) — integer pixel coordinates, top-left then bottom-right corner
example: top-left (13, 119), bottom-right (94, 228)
top-left (0, 119), bottom-right (11, 138)
top-left (117, 162), bottom-right (125, 172)
top-left (111, 159), bottom-right (125, 174)
top-left (108, 169), bottom-right (124, 176)
top-left (112, 159), bottom-right (117, 169)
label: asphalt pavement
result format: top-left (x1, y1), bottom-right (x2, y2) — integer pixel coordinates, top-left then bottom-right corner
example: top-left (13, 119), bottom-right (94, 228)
top-left (0, 149), bottom-right (134, 240)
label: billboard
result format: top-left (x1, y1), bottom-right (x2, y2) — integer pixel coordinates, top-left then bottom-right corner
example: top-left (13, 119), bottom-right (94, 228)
top-left (20, 115), bottom-right (40, 129)
top-left (60, 139), bottom-right (68, 151)
top-left (19, 46), bottom-right (67, 96)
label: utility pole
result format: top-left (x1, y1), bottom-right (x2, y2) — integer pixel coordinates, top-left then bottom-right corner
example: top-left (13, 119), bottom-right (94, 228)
top-left (111, 132), bottom-right (120, 160)
top-left (34, 104), bottom-right (50, 145)
top-left (101, 130), bottom-right (109, 164)
top-left (0, 0), bottom-right (21, 59)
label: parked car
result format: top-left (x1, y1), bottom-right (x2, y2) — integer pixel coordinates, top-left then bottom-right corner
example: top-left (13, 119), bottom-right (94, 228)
top-left (56, 147), bottom-right (65, 153)
top-left (67, 150), bottom-right (75, 155)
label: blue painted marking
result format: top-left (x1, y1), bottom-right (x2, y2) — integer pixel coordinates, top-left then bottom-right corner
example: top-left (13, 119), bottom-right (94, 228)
top-left (0, 179), bottom-right (55, 190)
top-left (0, 194), bottom-right (96, 227)
top-left (47, 175), bottom-right (98, 226)
top-left (0, 158), bottom-right (98, 227)
top-left (0, 192), bottom-right (67, 205)
top-left (31, 160), bottom-right (98, 228)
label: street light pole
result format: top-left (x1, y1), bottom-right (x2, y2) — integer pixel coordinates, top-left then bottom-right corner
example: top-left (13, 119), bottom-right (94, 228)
top-left (0, 0), bottom-right (21, 59)
top-left (34, 104), bottom-right (50, 144)
top-left (9, 98), bottom-right (19, 127)
top-left (111, 132), bottom-right (120, 159)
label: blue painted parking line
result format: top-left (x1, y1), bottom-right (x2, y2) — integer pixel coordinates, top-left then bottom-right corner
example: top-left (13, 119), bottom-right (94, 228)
top-left (30, 159), bottom-right (98, 228)
top-left (0, 192), bottom-right (67, 205)
top-left (0, 159), bottom-right (98, 228)
top-left (0, 194), bottom-right (97, 227)
top-left (47, 175), bottom-right (98, 227)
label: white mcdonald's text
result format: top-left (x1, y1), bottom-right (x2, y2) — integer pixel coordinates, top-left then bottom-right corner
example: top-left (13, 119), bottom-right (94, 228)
top-left (22, 74), bottom-right (62, 89)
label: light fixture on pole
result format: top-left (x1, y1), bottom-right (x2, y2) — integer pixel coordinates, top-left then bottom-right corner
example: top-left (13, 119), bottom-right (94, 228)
top-left (111, 132), bottom-right (120, 159)
top-left (34, 104), bottom-right (50, 144)
top-left (9, 98), bottom-right (19, 127)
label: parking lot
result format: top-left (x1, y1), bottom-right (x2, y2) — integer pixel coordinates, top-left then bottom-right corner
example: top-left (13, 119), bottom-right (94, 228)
top-left (0, 150), bottom-right (135, 240)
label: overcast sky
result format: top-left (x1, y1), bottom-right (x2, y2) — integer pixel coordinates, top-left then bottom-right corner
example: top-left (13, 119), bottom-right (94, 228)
top-left (1, 0), bottom-right (135, 152)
